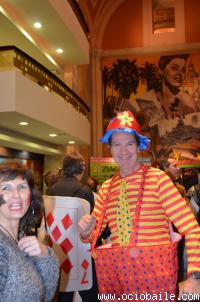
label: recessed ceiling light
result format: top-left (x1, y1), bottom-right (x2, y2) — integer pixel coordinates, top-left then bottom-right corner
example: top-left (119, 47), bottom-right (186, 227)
top-left (56, 48), bottom-right (63, 54)
top-left (68, 141), bottom-right (75, 144)
top-left (19, 121), bottom-right (28, 126)
top-left (49, 133), bottom-right (57, 137)
top-left (34, 22), bottom-right (42, 29)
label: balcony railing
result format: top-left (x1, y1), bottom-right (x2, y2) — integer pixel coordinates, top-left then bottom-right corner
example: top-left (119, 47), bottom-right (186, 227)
top-left (0, 45), bottom-right (90, 119)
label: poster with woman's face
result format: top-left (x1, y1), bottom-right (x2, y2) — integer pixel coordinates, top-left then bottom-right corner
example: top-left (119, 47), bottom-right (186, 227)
top-left (102, 53), bottom-right (200, 161)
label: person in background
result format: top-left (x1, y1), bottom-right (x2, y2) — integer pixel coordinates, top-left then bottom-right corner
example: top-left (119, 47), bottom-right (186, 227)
top-left (187, 185), bottom-right (200, 223)
top-left (179, 185), bottom-right (200, 285)
top-left (49, 151), bottom-right (99, 302)
top-left (87, 176), bottom-right (101, 193)
top-left (158, 157), bottom-right (189, 283)
top-left (158, 157), bottom-right (187, 197)
top-left (44, 170), bottom-right (60, 195)
top-left (0, 160), bottom-right (59, 302)
top-left (49, 152), bottom-right (95, 209)
top-left (78, 111), bottom-right (200, 300)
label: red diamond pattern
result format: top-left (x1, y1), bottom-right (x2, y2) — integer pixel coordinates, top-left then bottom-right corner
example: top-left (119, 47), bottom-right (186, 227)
top-left (61, 258), bottom-right (73, 274)
top-left (81, 259), bottom-right (89, 270)
top-left (60, 238), bottom-right (73, 254)
top-left (51, 225), bottom-right (62, 241)
top-left (46, 212), bottom-right (54, 227)
top-left (62, 214), bottom-right (73, 230)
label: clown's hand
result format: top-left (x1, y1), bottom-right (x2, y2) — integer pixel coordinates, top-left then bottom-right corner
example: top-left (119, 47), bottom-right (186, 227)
top-left (78, 214), bottom-right (96, 240)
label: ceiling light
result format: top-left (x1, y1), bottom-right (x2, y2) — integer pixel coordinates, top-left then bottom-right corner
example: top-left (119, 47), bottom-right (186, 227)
top-left (34, 22), bottom-right (42, 29)
top-left (20, 27), bottom-right (34, 43)
top-left (68, 141), bottom-right (75, 144)
top-left (44, 52), bottom-right (58, 66)
top-left (19, 121), bottom-right (28, 126)
top-left (56, 48), bottom-right (63, 54)
top-left (49, 133), bottom-right (57, 137)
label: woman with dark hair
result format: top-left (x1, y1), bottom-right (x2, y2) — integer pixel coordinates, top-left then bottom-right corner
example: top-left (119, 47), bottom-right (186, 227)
top-left (157, 54), bottom-right (197, 118)
top-left (0, 160), bottom-right (59, 301)
top-left (136, 53), bottom-right (198, 126)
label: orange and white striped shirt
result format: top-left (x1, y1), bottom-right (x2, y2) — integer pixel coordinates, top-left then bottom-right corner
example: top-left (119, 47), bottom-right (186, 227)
top-left (92, 166), bottom-right (200, 274)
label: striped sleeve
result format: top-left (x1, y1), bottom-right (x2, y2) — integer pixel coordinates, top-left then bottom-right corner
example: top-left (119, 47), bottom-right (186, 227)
top-left (0, 244), bottom-right (8, 294)
top-left (81, 178), bottom-right (112, 244)
top-left (158, 172), bottom-right (200, 273)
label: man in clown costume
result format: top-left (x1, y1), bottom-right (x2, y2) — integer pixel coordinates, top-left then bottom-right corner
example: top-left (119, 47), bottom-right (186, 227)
top-left (78, 111), bottom-right (200, 301)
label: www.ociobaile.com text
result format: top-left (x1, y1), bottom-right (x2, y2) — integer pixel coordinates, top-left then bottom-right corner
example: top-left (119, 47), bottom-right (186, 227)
top-left (98, 292), bottom-right (200, 301)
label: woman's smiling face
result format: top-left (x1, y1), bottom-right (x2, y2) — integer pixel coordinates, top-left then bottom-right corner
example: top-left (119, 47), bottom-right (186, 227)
top-left (0, 177), bottom-right (30, 223)
top-left (163, 58), bottom-right (186, 88)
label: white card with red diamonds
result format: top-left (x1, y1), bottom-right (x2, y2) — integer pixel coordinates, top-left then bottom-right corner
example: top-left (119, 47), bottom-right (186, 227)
top-left (43, 195), bottom-right (92, 291)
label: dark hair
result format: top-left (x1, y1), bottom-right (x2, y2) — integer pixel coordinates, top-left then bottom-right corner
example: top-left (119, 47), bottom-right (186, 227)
top-left (157, 159), bottom-right (170, 171)
top-left (158, 54), bottom-right (189, 71)
top-left (158, 157), bottom-right (179, 171)
top-left (190, 184), bottom-right (200, 207)
top-left (87, 176), bottom-right (100, 193)
top-left (0, 160), bottom-right (43, 238)
top-left (44, 171), bottom-right (60, 186)
top-left (62, 152), bottom-right (85, 177)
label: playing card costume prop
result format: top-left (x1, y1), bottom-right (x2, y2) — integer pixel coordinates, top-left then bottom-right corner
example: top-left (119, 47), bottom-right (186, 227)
top-left (43, 196), bottom-right (92, 292)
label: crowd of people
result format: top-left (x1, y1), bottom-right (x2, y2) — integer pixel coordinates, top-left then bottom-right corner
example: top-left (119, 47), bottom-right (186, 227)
top-left (1, 110), bottom-right (200, 302)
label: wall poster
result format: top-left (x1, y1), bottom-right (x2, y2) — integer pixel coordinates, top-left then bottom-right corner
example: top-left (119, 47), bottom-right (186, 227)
top-left (102, 52), bottom-right (200, 163)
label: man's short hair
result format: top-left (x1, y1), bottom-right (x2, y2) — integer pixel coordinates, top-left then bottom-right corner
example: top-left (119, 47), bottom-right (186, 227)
top-left (62, 151), bottom-right (85, 177)
top-left (158, 159), bottom-right (170, 171)
top-left (158, 158), bottom-right (177, 171)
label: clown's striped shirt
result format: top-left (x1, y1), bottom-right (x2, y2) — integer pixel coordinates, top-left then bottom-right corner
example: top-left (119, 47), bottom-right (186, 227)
top-left (92, 166), bottom-right (200, 274)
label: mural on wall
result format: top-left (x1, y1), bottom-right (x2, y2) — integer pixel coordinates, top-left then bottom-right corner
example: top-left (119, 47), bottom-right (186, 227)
top-left (102, 53), bottom-right (200, 162)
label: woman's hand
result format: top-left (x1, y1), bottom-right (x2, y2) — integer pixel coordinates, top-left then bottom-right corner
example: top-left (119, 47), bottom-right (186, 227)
top-left (78, 214), bottom-right (96, 239)
top-left (18, 236), bottom-right (48, 256)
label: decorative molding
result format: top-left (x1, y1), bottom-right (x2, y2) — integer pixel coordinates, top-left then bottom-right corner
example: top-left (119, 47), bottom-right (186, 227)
top-left (68, 0), bottom-right (90, 36)
top-left (91, 0), bottom-right (125, 48)
top-left (101, 43), bottom-right (200, 58)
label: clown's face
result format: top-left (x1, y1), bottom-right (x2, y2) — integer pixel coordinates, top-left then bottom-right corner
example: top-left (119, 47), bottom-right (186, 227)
top-left (110, 132), bottom-right (140, 177)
